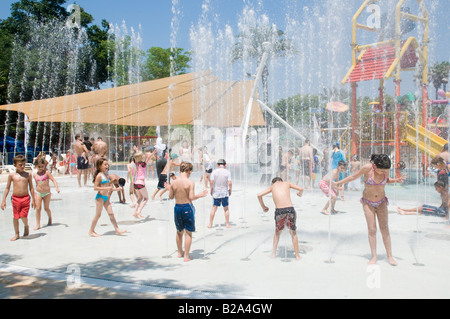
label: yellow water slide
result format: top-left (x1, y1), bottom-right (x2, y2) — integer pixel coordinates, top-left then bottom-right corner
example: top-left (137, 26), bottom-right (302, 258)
top-left (405, 124), bottom-right (447, 158)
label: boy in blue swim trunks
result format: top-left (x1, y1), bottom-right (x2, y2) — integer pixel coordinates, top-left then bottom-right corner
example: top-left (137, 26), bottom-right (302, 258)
top-left (165, 162), bottom-right (207, 262)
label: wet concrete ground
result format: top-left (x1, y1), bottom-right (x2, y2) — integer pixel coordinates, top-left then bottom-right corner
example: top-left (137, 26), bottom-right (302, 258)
top-left (0, 171), bottom-right (449, 299)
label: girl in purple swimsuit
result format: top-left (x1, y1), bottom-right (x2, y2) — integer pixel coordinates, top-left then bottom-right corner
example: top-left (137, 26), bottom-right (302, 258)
top-left (337, 154), bottom-right (406, 266)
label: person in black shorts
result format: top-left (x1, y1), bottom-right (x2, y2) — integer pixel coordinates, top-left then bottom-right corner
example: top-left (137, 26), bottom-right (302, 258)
top-left (73, 134), bottom-right (90, 187)
top-left (152, 153), bottom-right (180, 201)
top-left (257, 177), bottom-right (304, 260)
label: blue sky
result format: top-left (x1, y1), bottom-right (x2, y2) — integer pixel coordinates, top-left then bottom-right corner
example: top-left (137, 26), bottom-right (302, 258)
top-left (0, 0), bottom-right (274, 50)
top-left (1, 1), bottom-right (447, 55)
top-left (0, 0), bottom-right (443, 52)
top-left (1, 0), bottom-right (448, 99)
top-left (1, 1), bottom-right (447, 60)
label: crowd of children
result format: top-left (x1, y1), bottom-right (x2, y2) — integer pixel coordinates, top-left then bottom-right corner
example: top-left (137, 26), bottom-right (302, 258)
top-left (1, 137), bottom-right (449, 265)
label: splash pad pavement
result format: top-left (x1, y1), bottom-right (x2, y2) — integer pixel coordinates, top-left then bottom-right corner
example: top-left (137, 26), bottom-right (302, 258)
top-left (0, 170), bottom-right (449, 299)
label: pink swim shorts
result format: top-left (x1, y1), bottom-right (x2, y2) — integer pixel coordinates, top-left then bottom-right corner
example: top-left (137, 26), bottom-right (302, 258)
top-left (319, 180), bottom-right (337, 198)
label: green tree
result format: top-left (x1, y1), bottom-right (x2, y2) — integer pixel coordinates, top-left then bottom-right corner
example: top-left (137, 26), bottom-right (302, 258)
top-left (142, 47), bottom-right (191, 81)
top-left (0, 0), bottom-right (112, 152)
top-left (0, 28), bottom-right (13, 105)
top-left (429, 61), bottom-right (450, 99)
top-left (1, 0), bottom-right (112, 95)
top-left (272, 94), bottom-right (321, 127)
top-left (1, 0), bottom-right (68, 44)
top-left (108, 32), bottom-right (150, 88)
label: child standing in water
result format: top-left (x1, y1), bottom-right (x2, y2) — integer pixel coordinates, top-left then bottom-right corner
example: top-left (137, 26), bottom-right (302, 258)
top-left (164, 162), bottom-right (208, 262)
top-left (337, 154), bottom-right (406, 266)
top-left (33, 158), bottom-right (60, 230)
top-left (127, 156), bottom-right (137, 208)
top-left (208, 159), bottom-right (232, 229)
top-left (88, 158), bottom-right (126, 237)
top-left (1, 155), bottom-right (36, 241)
top-left (257, 177), bottom-right (304, 260)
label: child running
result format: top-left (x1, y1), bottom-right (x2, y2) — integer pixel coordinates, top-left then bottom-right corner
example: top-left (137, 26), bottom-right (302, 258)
top-left (132, 150), bottom-right (154, 218)
top-left (33, 157), bottom-right (60, 230)
top-left (257, 177), bottom-right (304, 260)
top-left (336, 154), bottom-right (406, 266)
top-left (318, 160), bottom-right (347, 215)
top-left (164, 162), bottom-right (208, 262)
top-left (88, 158), bottom-right (126, 237)
top-left (1, 155), bottom-right (36, 241)
top-left (152, 153), bottom-right (180, 202)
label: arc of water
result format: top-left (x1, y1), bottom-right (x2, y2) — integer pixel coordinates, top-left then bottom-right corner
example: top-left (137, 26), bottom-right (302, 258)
top-left (240, 42), bottom-right (271, 149)
top-left (240, 42), bottom-right (324, 159)
top-left (255, 99), bottom-right (324, 158)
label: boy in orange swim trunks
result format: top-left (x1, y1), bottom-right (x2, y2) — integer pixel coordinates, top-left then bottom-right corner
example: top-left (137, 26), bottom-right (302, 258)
top-left (1, 155), bottom-right (36, 241)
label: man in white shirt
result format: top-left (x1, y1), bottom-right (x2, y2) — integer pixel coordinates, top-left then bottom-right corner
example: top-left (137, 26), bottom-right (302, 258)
top-left (207, 159), bottom-right (232, 228)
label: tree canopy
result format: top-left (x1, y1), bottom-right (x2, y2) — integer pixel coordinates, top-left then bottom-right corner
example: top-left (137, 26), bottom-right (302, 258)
top-left (429, 61), bottom-right (450, 99)
top-left (142, 47), bottom-right (191, 81)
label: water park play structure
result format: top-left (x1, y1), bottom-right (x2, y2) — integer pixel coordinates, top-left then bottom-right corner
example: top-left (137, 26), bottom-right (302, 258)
top-left (0, 1), bottom-right (447, 175)
top-left (340, 0), bottom-right (449, 177)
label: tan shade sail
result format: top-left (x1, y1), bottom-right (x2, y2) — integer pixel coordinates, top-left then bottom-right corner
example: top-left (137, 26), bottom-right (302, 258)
top-left (0, 72), bottom-right (265, 127)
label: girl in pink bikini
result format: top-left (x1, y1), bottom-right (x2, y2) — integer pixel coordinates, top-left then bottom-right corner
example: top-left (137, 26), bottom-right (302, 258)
top-left (132, 151), bottom-right (155, 218)
top-left (33, 158), bottom-right (60, 230)
top-left (337, 154), bottom-right (406, 266)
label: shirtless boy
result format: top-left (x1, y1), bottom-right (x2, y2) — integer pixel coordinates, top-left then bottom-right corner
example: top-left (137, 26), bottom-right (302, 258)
top-left (74, 134), bottom-right (90, 187)
top-left (318, 160), bottom-right (347, 215)
top-left (152, 153), bottom-right (180, 201)
top-left (92, 137), bottom-right (108, 169)
top-left (164, 162), bottom-right (208, 262)
top-left (1, 155), bottom-right (36, 241)
top-left (257, 177), bottom-right (304, 260)
top-left (109, 173), bottom-right (126, 203)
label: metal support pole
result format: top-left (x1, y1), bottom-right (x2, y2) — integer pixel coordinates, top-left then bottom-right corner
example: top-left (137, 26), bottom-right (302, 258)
top-left (241, 42), bottom-right (271, 148)
top-left (351, 82), bottom-right (358, 157)
top-left (395, 79), bottom-right (402, 178)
